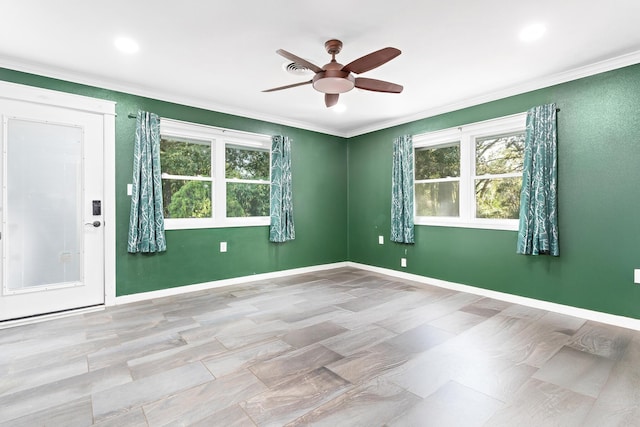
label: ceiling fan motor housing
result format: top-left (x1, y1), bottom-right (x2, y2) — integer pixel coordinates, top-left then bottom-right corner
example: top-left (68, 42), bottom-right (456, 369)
top-left (312, 70), bottom-right (355, 94)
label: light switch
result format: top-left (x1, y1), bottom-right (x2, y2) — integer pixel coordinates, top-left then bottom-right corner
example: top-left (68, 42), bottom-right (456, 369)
top-left (220, 242), bottom-right (227, 252)
top-left (378, 235), bottom-right (384, 245)
top-left (127, 184), bottom-right (133, 196)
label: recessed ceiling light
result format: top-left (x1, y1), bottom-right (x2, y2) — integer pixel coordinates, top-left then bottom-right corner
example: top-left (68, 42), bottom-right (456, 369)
top-left (519, 23), bottom-right (547, 42)
top-left (332, 104), bottom-right (347, 113)
top-left (114, 36), bottom-right (139, 54)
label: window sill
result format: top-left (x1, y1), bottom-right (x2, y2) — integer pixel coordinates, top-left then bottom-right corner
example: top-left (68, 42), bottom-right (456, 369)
top-left (164, 217), bottom-right (270, 230)
top-left (415, 218), bottom-right (518, 231)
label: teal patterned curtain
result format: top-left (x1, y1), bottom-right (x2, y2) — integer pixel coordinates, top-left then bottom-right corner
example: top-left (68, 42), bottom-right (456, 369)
top-left (391, 135), bottom-right (415, 244)
top-left (270, 135), bottom-right (295, 242)
top-left (517, 103), bottom-right (559, 256)
top-left (127, 111), bottom-right (167, 253)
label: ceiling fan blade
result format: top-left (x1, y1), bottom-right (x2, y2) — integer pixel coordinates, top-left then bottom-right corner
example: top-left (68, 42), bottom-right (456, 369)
top-left (342, 47), bottom-right (401, 74)
top-left (262, 80), bottom-right (312, 92)
top-left (325, 93), bottom-right (339, 108)
top-left (355, 77), bottom-right (403, 93)
top-left (276, 49), bottom-right (323, 73)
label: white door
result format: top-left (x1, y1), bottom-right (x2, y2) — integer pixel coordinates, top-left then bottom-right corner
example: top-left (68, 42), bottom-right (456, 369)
top-left (0, 97), bottom-right (105, 321)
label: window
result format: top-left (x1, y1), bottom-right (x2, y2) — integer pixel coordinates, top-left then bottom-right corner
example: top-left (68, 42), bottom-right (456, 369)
top-left (415, 143), bottom-right (460, 217)
top-left (159, 119), bottom-right (271, 229)
top-left (414, 113), bottom-right (526, 230)
top-left (225, 145), bottom-right (270, 217)
top-left (161, 137), bottom-right (212, 219)
top-left (474, 132), bottom-right (525, 220)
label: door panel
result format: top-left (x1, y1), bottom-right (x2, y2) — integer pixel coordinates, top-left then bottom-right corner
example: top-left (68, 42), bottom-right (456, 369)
top-left (0, 99), bottom-right (104, 321)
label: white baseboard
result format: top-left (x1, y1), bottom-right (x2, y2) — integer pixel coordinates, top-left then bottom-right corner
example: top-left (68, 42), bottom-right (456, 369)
top-left (113, 260), bottom-right (640, 331)
top-left (113, 262), bottom-right (349, 305)
top-left (348, 262), bottom-right (640, 331)
top-left (15, 261), bottom-right (638, 331)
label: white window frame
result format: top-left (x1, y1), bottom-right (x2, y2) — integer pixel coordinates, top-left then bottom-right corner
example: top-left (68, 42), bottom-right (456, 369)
top-left (160, 118), bottom-right (271, 230)
top-left (414, 112), bottom-right (527, 231)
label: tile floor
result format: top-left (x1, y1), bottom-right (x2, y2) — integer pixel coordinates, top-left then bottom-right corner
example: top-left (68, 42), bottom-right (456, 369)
top-left (1, 268), bottom-right (640, 426)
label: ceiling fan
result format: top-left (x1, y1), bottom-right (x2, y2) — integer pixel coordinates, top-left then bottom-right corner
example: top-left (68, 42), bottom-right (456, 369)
top-left (263, 39), bottom-right (403, 107)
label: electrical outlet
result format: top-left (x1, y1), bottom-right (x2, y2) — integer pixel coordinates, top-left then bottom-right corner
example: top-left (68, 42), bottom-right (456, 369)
top-left (634, 269), bottom-right (640, 284)
top-left (378, 235), bottom-right (384, 245)
top-left (401, 258), bottom-right (407, 268)
top-left (220, 242), bottom-right (227, 252)
top-left (127, 183), bottom-right (133, 196)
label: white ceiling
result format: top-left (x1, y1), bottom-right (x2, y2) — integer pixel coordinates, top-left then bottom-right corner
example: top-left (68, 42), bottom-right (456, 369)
top-left (1, 1), bottom-right (639, 137)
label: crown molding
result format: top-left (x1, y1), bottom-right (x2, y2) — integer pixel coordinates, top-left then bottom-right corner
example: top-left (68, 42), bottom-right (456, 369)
top-left (344, 49), bottom-right (640, 137)
top-left (0, 56), bottom-right (343, 137)
top-left (2, 49), bottom-right (640, 139)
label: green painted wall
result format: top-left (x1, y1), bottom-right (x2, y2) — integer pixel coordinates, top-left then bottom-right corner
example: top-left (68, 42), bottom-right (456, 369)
top-left (0, 68), bottom-right (348, 296)
top-left (3, 63), bottom-right (640, 320)
top-left (348, 63), bottom-right (640, 319)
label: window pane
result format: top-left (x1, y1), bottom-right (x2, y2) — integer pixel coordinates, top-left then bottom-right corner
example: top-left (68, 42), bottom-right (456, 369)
top-left (475, 177), bottom-right (522, 219)
top-left (415, 144), bottom-right (460, 180)
top-left (160, 138), bottom-right (211, 177)
top-left (162, 180), bottom-right (212, 218)
top-left (7, 119), bottom-right (81, 289)
top-left (227, 183), bottom-right (270, 217)
top-left (475, 132), bottom-right (525, 175)
top-left (226, 146), bottom-right (270, 180)
top-left (415, 181), bottom-right (459, 217)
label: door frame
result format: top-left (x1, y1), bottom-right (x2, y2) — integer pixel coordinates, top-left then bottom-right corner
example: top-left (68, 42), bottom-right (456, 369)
top-left (0, 80), bottom-right (117, 312)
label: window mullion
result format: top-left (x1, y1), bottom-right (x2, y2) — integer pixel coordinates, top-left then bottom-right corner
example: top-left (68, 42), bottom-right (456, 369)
top-left (414, 177), bottom-right (460, 184)
top-left (161, 173), bottom-right (211, 181)
top-left (226, 178), bottom-right (271, 185)
top-left (470, 134), bottom-right (478, 221)
top-left (213, 138), bottom-right (226, 222)
top-left (476, 172), bottom-right (522, 180)
top-left (459, 133), bottom-right (472, 222)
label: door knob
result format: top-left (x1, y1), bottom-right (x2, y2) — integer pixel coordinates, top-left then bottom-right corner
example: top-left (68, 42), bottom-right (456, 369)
top-left (85, 221), bottom-right (101, 227)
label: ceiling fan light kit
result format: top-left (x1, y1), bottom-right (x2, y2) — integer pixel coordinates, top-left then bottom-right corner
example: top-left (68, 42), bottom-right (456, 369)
top-left (313, 72), bottom-right (355, 94)
top-left (264, 39), bottom-right (403, 108)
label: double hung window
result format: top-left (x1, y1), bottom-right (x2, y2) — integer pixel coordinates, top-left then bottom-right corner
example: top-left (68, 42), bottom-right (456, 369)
top-left (414, 113), bottom-right (526, 230)
top-left (159, 119), bottom-right (271, 229)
